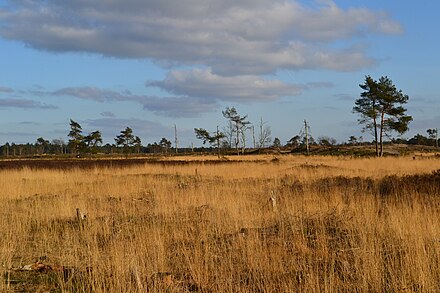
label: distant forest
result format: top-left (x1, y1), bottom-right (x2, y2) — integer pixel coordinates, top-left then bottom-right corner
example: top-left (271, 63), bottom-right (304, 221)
top-left (0, 129), bottom-right (438, 158)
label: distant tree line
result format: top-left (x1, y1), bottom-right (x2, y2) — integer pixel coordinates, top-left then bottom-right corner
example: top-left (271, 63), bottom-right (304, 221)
top-left (1, 129), bottom-right (437, 158)
top-left (0, 75), bottom-right (437, 157)
top-left (0, 119), bottom-right (184, 157)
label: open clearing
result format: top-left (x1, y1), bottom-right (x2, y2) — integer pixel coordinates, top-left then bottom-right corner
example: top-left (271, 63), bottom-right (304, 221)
top-left (1, 155), bottom-right (440, 292)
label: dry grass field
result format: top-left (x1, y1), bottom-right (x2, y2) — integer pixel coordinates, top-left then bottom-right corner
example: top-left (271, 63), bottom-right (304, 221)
top-left (1, 154), bottom-right (440, 292)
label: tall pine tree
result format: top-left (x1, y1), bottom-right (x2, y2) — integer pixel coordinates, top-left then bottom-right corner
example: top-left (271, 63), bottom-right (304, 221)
top-left (353, 76), bottom-right (412, 156)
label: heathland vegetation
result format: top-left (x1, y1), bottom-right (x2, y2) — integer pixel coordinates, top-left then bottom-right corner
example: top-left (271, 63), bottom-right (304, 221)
top-left (0, 75), bottom-right (439, 292)
top-left (1, 155), bottom-right (440, 292)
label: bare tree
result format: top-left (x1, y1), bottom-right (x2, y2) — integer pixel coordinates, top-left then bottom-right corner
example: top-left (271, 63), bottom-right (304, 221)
top-left (258, 117), bottom-right (272, 149)
top-left (222, 120), bottom-right (235, 149)
top-left (240, 122), bottom-right (251, 154)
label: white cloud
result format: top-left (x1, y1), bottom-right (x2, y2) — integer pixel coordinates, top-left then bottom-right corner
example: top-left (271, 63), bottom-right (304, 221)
top-left (286, 3), bottom-right (403, 41)
top-left (0, 0), bottom-right (403, 75)
top-left (147, 69), bottom-right (304, 102)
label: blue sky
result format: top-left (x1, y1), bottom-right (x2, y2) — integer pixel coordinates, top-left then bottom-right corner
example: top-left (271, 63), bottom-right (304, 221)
top-left (0, 0), bottom-right (439, 147)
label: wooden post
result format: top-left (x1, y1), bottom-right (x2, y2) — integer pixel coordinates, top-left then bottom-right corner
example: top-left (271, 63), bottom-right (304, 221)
top-left (304, 120), bottom-right (310, 155)
top-left (174, 124), bottom-right (178, 154)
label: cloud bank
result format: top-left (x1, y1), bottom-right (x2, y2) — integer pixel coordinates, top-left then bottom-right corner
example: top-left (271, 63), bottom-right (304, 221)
top-left (147, 69), bottom-right (304, 102)
top-left (0, 0), bottom-right (402, 75)
top-left (0, 98), bottom-right (57, 109)
top-left (52, 86), bottom-right (217, 117)
top-left (50, 68), bottom-right (309, 116)
top-left (0, 0), bottom-right (403, 119)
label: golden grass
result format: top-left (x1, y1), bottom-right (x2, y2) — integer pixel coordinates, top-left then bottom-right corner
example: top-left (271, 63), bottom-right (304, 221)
top-left (1, 155), bottom-right (440, 292)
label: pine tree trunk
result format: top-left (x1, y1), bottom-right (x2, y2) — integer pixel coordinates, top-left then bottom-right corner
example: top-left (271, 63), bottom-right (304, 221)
top-left (373, 116), bottom-right (379, 157)
top-left (379, 112), bottom-right (385, 157)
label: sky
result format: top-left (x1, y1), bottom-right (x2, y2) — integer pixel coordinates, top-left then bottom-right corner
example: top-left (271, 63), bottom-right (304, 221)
top-left (0, 0), bottom-right (439, 147)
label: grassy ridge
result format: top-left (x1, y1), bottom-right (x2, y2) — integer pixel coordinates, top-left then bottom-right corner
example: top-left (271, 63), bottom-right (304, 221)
top-left (1, 155), bottom-right (440, 292)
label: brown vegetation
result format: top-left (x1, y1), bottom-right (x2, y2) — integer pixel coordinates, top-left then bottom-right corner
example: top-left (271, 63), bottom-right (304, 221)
top-left (1, 155), bottom-right (440, 292)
